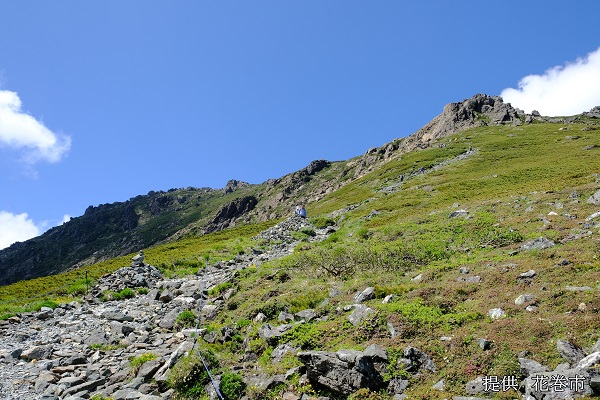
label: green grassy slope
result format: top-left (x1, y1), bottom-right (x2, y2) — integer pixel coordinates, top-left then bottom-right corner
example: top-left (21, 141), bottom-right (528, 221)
top-left (2, 118), bottom-right (600, 398)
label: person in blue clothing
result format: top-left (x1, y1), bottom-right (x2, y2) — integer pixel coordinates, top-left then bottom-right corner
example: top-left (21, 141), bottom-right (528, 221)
top-left (298, 205), bottom-right (307, 218)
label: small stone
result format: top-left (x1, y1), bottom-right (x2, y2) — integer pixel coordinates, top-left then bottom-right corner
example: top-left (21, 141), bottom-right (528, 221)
top-left (477, 338), bottom-right (491, 350)
top-left (432, 379), bottom-right (445, 391)
top-left (488, 308), bottom-right (506, 320)
top-left (519, 270), bottom-right (537, 279)
top-left (382, 294), bottom-right (397, 304)
top-left (515, 294), bottom-right (536, 306)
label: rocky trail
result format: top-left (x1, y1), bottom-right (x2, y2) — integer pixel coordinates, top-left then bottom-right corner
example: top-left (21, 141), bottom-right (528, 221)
top-left (0, 216), bottom-right (332, 400)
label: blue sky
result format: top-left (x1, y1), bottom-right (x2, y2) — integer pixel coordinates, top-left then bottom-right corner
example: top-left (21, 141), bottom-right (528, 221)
top-left (1, 1), bottom-right (600, 249)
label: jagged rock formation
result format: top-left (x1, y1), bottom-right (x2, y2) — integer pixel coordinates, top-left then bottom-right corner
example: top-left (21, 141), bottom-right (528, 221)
top-left (351, 94), bottom-right (525, 177)
top-left (222, 179), bottom-right (251, 194)
top-left (203, 195), bottom-right (258, 233)
top-left (583, 106), bottom-right (600, 119)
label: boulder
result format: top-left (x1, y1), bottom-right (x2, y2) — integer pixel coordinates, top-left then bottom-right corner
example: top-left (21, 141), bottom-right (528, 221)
top-left (587, 190), bottom-right (600, 205)
top-left (295, 309), bottom-right (317, 322)
top-left (258, 323), bottom-right (293, 342)
top-left (353, 287), bottom-right (375, 303)
top-left (401, 346), bottom-right (435, 373)
top-left (557, 339), bottom-right (587, 365)
top-left (298, 347), bottom-right (388, 395)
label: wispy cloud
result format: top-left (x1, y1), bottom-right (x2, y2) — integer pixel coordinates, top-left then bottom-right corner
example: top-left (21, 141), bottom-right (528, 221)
top-left (501, 47), bottom-right (600, 116)
top-left (0, 211), bottom-right (41, 250)
top-left (0, 89), bottom-right (71, 166)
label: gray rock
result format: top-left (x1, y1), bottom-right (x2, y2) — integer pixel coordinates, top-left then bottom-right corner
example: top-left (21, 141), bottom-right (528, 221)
top-left (298, 348), bottom-right (388, 395)
top-left (159, 290), bottom-right (173, 303)
top-left (587, 189), bottom-right (600, 205)
top-left (203, 330), bottom-right (220, 344)
top-left (565, 285), bottom-right (592, 291)
top-left (63, 354), bottom-right (87, 366)
top-left (278, 311), bottom-right (295, 322)
top-left (488, 308), bottom-right (506, 320)
top-left (557, 339), bottom-right (586, 365)
top-left (113, 388), bottom-right (144, 399)
top-left (576, 351), bottom-right (600, 369)
top-left (258, 323), bottom-right (293, 341)
top-left (20, 345), bottom-right (53, 360)
top-left (382, 294), bottom-right (396, 304)
top-left (465, 376), bottom-right (489, 395)
top-left (158, 309), bottom-right (180, 329)
top-left (295, 309), bottom-right (317, 322)
top-left (449, 209), bottom-right (469, 218)
top-left (63, 378), bottom-right (106, 396)
top-left (457, 275), bottom-right (481, 283)
top-left (272, 343), bottom-right (299, 362)
top-left (388, 377), bottom-right (409, 394)
top-left (103, 310), bottom-right (134, 322)
top-left (347, 304), bottom-right (375, 326)
top-left (432, 378), bottom-right (445, 390)
top-left (402, 346), bottom-right (435, 373)
top-left (477, 338), bottom-right (491, 350)
top-left (202, 304), bottom-right (221, 320)
top-left (137, 359), bottom-right (163, 382)
top-left (253, 312), bottom-right (267, 323)
top-left (387, 322), bottom-right (397, 338)
top-left (518, 269), bottom-right (537, 280)
top-left (515, 294), bottom-right (537, 306)
top-left (591, 376), bottom-right (600, 394)
top-left (364, 344), bottom-right (388, 362)
top-left (35, 308), bottom-right (54, 320)
top-left (520, 237), bottom-right (555, 251)
top-left (139, 395), bottom-right (163, 400)
top-left (519, 357), bottom-right (549, 377)
top-left (84, 328), bottom-right (112, 346)
top-left (353, 287), bottom-right (375, 303)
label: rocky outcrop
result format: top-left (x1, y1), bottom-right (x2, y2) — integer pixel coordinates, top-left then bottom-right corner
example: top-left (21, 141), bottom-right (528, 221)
top-left (223, 179), bottom-right (251, 194)
top-left (583, 106), bottom-right (600, 119)
top-left (203, 195), bottom-right (258, 233)
top-left (351, 94), bottom-right (524, 177)
top-left (298, 345), bottom-right (388, 395)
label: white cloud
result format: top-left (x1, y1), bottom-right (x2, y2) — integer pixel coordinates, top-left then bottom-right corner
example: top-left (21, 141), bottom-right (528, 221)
top-left (0, 89), bottom-right (71, 164)
top-left (61, 214), bottom-right (72, 224)
top-left (0, 211), bottom-right (41, 250)
top-left (501, 47), bottom-right (600, 116)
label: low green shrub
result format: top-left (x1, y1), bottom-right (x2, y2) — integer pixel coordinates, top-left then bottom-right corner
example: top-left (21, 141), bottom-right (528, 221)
top-left (209, 282), bottom-right (234, 296)
top-left (168, 350), bottom-right (219, 397)
top-left (130, 352), bottom-right (157, 373)
top-left (175, 310), bottom-right (197, 329)
top-left (220, 372), bottom-right (246, 400)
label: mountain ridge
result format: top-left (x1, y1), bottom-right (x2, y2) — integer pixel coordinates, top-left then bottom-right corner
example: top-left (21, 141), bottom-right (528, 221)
top-left (0, 93), bottom-right (592, 286)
